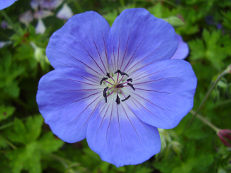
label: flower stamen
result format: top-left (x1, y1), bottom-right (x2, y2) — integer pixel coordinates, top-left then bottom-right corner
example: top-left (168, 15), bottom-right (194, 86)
top-left (100, 77), bottom-right (108, 85)
top-left (127, 83), bottom-right (135, 91)
top-left (116, 94), bottom-right (120, 104)
top-left (122, 95), bottom-right (130, 102)
top-left (100, 70), bottom-right (135, 104)
top-left (103, 87), bottom-right (109, 103)
top-left (114, 69), bottom-right (129, 77)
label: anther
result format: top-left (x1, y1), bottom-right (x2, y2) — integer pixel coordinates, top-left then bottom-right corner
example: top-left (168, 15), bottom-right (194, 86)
top-left (122, 95), bottom-right (130, 102)
top-left (127, 78), bottom-right (133, 82)
top-left (114, 70), bottom-right (129, 77)
top-left (103, 87), bottom-right (108, 103)
top-left (127, 83), bottom-right (135, 90)
top-left (100, 77), bottom-right (108, 85)
top-left (106, 73), bottom-right (111, 78)
top-left (116, 95), bottom-right (120, 104)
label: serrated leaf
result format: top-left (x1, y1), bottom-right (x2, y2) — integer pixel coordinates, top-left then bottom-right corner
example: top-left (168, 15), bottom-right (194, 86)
top-left (25, 115), bottom-right (43, 142)
top-left (7, 142), bottom-right (42, 173)
top-left (189, 39), bottom-right (205, 60)
top-left (7, 118), bottom-right (27, 143)
top-left (7, 115), bottom-right (43, 144)
top-left (38, 132), bottom-right (63, 154)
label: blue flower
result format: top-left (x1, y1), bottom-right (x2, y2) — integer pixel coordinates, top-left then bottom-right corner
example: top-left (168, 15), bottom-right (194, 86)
top-left (36, 8), bottom-right (197, 167)
top-left (0, 0), bottom-right (17, 10)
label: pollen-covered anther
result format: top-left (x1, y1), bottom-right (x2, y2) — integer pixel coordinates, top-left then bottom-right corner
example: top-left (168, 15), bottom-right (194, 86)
top-left (114, 69), bottom-right (129, 77)
top-left (100, 77), bottom-right (108, 85)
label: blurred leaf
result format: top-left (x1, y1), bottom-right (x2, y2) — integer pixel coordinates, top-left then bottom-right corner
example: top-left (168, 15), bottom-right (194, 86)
top-left (38, 132), bottom-right (63, 154)
top-left (0, 135), bottom-right (8, 148)
top-left (0, 53), bottom-right (24, 100)
top-left (164, 16), bottom-right (185, 27)
top-left (8, 142), bottom-right (42, 173)
top-left (7, 115), bottom-right (43, 144)
top-left (0, 105), bottom-right (15, 121)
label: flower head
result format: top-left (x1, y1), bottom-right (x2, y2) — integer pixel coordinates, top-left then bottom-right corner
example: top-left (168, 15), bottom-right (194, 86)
top-left (0, 0), bottom-right (17, 10)
top-left (36, 8), bottom-right (197, 167)
top-left (217, 129), bottom-right (231, 147)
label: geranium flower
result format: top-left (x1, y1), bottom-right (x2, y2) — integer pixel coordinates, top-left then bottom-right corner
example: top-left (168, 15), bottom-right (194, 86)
top-left (37, 8), bottom-right (197, 166)
top-left (0, 0), bottom-right (17, 10)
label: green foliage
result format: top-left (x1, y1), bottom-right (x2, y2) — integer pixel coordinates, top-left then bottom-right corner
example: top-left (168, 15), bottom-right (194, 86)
top-left (0, 0), bottom-right (231, 173)
top-left (189, 29), bottom-right (231, 70)
top-left (2, 116), bottom-right (63, 173)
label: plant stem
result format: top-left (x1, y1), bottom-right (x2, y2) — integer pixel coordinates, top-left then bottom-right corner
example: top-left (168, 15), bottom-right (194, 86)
top-left (49, 154), bottom-right (69, 169)
top-left (190, 110), bottom-right (220, 133)
top-left (187, 68), bottom-right (229, 127)
top-left (0, 122), bottom-right (14, 130)
top-left (4, 138), bottom-right (17, 150)
top-left (196, 69), bottom-right (228, 114)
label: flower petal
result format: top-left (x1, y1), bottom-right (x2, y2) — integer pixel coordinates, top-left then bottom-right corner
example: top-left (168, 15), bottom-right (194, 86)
top-left (171, 35), bottom-right (189, 59)
top-left (0, 0), bottom-right (17, 10)
top-left (46, 11), bottom-right (110, 76)
top-left (86, 103), bottom-right (161, 167)
top-left (36, 68), bottom-right (103, 142)
top-left (56, 3), bottom-right (73, 20)
top-left (130, 59), bottom-right (197, 129)
top-left (36, 19), bottom-right (46, 34)
top-left (108, 8), bottom-right (178, 73)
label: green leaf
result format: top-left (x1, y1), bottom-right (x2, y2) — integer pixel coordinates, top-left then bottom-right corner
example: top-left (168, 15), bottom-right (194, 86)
top-left (0, 52), bottom-right (24, 100)
top-left (0, 105), bottom-right (15, 121)
top-left (164, 16), bottom-right (185, 27)
top-left (38, 132), bottom-right (63, 154)
top-left (149, 3), bottom-right (172, 18)
top-left (25, 115), bottom-right (43, 142)
top-left (7, 115), bottom-right (43, 144)
top-left (0, 135), bottom-right (8, 148)
top-left (8, 142), bottom-right (42, 173)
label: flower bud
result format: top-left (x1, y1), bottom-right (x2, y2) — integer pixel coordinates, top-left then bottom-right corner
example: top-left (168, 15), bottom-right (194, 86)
top-left (217, 129), bottom-right (231, 147)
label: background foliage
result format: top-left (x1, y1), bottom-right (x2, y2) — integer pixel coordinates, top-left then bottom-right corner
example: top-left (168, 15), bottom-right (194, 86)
top-left (0, 0), bottom-right (231, 172)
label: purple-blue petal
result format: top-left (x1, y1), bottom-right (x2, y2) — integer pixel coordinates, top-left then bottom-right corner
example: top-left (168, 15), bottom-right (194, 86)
top-left (86, 103), bottom-right (161, 167)
top-left (108, 8), bottom-right (178, 72)
top-left (36, 68), bottom-right (102, 142)
top-left (0, 0), bottom-right (17, 10)
top-left (130, 59), bottom-right (197, 129)
top-left (171, 35), bottom-right (189, 59)
top-left (46, 11), bottom-right (110, 76)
